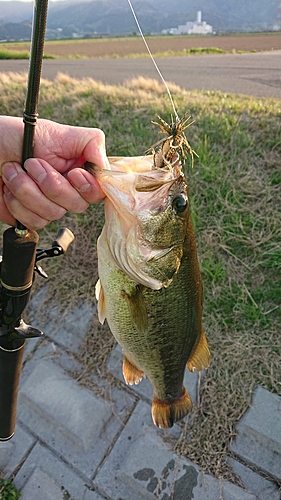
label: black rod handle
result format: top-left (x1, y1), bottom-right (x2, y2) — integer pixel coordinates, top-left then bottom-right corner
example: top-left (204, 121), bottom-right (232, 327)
top-left (0, 342), bottom-right (25, 440)
top-left (0, 227), bottom-right (39, 439)
top-left (1, 227), bottom-right (39, 290)
top-left (0, 227), bottom-right (39, 331)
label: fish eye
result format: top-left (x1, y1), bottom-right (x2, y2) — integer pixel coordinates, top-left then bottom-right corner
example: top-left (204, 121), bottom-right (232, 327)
top-left (172, 194), bottom-right (188, 214)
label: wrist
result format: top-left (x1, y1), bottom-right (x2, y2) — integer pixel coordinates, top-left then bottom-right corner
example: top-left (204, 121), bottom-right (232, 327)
top-left (0, 116), bottom-right (24, 171)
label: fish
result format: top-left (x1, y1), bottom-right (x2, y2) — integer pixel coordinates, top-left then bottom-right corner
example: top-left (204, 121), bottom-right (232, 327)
top-left (85, 114), bottom-right (210, 428)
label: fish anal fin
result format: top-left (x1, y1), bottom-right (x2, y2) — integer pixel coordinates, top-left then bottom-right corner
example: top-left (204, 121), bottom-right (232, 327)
top-left (122, 353), bottom-right (144, 385)
top-left (121, 285), bottom-right (148, 334)
top-left (187, 330), bottom-right (210, 373)
top-left (95, 279), bottom-right (106, 324)
top-left (151, 388), bottom-right (192, 428)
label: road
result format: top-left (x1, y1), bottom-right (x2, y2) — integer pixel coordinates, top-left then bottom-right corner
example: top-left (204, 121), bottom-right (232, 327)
top-left (1, 50), bottom-right (281, 98)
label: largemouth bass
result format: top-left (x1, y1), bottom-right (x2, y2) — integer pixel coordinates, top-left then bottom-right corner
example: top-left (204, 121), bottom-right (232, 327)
top-left (85, 115), bottom-right (210, 428)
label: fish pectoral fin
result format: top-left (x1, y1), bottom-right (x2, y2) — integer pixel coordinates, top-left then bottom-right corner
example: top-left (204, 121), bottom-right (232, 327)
top-left (122, 353), bottom-right (144, 385)
top-left (187, 331), bottom-right (210, 373)
top-left (121, 285), bottom-right (148, 334)
top-left (151, 388), bottom-right (192, 428)
top-left (95, 279), bottom-right (106, 324)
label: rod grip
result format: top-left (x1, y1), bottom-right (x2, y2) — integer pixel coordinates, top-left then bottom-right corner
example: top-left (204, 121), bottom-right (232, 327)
top-left (1, 227), bottom-right (39, 289)
top-left (0, 342), bottom-right (25, 440)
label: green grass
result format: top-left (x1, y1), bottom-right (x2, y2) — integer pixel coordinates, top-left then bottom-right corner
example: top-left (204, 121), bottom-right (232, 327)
top-left (0, 49), bottom-right (56, 60)
top-left (0, 49), bottom-right (30, 59)
top-left (106, 47), bottom-right (227, 59)
top-left (0, 72), bottom-right (280, 484)
top-left (0, 479), bottom-right (21, 499)
top-left (0, 46), bottom-right (225, 60)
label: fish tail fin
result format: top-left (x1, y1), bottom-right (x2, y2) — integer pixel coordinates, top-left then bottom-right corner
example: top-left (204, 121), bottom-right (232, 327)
top-left (151, 388), bottom-right (192, 428)
top-left (122, 353), bottom-right (144, 385)
top-left (187, 330), bottom-right (210, 373)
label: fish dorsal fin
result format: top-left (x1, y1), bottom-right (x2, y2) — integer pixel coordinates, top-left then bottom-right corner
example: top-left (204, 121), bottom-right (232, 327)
top-left (95, 279), bottom-right (106, 325)
top-left (186, 331), bottom-right (210, 373)
top-left (121, 285), bottom-right (148, 334)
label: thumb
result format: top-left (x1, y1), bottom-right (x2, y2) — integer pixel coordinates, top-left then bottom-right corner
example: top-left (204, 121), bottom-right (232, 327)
top-left (80, 128), bottom-right (110, 170)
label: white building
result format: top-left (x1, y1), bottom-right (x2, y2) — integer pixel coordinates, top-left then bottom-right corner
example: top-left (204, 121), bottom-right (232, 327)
top-left (163, 11), bottom-right (212, 35)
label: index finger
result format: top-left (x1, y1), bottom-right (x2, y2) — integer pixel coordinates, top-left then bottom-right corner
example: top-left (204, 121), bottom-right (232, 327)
top-left (34, 121), bottom-right (110, 173)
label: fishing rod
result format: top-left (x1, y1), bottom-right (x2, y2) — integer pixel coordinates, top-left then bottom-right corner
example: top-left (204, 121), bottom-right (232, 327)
top-left (0, 0), bottom-right (74, 440)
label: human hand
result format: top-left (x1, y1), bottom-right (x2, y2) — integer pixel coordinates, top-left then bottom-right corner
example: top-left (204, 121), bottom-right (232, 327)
top-left (0, 117), bottom-right (108, 229)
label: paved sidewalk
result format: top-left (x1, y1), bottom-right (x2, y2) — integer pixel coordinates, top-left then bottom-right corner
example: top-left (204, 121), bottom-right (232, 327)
top-left (0, 289), bottom-right (280, 500)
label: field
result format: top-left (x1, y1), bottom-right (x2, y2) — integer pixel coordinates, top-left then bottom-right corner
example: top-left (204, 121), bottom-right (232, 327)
top-left (0, 67), bottom-right (280, 488)
top-left (1, 32), bottom-right (281, 58)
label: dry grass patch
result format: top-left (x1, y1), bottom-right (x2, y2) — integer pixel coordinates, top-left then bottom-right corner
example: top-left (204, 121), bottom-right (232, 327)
top-left (0, 73), bottom-right (280, 485)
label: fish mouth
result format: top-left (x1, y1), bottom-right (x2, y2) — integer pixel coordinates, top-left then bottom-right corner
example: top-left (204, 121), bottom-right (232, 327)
top-left (86, 155), bottom-right (185, 290)
top-left (84, 155), bottom-right (182, 214)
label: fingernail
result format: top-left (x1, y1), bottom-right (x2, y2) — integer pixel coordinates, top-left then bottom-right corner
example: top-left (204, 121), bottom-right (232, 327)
top-left (71, 171), bottom-right (91, 192)
top-left (80, 183), bottom-right (91, 192)
top-left (24, 159), bottom-right (47, 183)
top-left (2, 162), bottom-right (20, 181)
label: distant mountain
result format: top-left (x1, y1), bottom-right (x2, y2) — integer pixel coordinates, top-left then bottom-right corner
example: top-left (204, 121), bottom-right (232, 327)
top-left (0, 0), bottom-right (278, 40)
top-left (46, 1), bottom-right (175, 36)
top-left (0, 20), bottom-right (31, 39)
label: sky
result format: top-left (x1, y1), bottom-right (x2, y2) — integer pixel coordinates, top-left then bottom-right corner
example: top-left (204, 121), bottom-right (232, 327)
top-left (1, 0), bottom-right (65, 2)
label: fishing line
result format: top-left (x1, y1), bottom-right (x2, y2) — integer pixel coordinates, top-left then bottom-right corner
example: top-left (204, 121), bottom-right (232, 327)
top-left (126, 0), bottom-right (180, 122)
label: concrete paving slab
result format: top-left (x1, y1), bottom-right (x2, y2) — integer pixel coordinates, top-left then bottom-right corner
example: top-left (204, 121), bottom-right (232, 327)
top-left (20, 359), bottom-right (109, 450)
top-left (0, 423), bottom-right (35, 477)
top-left (96, 399), bottom-right (256, 500)
top-left (18, 357), bottom-right (135, 478)
top-left (230, 385), bottom-right (281, 481)
top-left (28, 286), bottom-right (96, 353)
top-left (107, 343), bottom-right (200, 404)
top-left (13, 443), bottom-right (103, 500)
top-left (227, 457), bottom-right (280, 500)
top-left (20, 467), bottom-right (69, 500)
top-left (21, 337), bottom-right (72, 381)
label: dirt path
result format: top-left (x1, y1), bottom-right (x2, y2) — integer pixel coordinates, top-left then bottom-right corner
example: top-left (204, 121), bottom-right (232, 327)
top-left (4, 33), bottom-right (281, 58)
